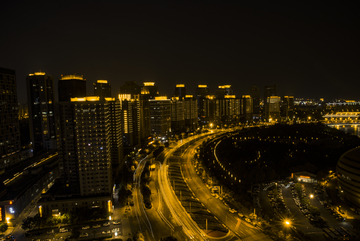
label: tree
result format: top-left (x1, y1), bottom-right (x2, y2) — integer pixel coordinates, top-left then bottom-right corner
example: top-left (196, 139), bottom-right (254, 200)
top-left (0, 222), bottom-right (8, 234)
top-left (133, 231), bottom-right (144, 241)
top-left (21, 217), bottom-right (33, 231)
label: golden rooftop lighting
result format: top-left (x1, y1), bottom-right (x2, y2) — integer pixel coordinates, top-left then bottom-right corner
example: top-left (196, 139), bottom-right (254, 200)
top-left (198, 85), bottom-right (207, 88)
top-left (185, 95), bottom-right (193, 98)
top-left (141, 90), bottom-right (150, 95)
top-left (224, 95), bottom-right (236, 98)
top-left (60, 74), bottom-right (84, 80)
top-left (29, 72), bottom-right (46, 76)
top-left (71, 96), bottom-right (100, 102)
top-left (155, 96), bottom-right (168, 100)
top-left (176, 84), bottom-right (185, 88)
top-left (104, 97), bottom-right (115, 101)
top-left (242, 95), bottom-right (251, 98)
top-left (346, 100), bottom-right (355, 103)
top-left (118, 94), bottom-right (131, 101)
top-left (172, 97), bottom-right (179, 100)
top-left (97, 80), bottom-right (108, 84)
top-left (219, 85), bottom-right (231, 89)
top-left (143, 82), bottom-right (155, 86)
top-left (284, 96), bottom-right (294, 98)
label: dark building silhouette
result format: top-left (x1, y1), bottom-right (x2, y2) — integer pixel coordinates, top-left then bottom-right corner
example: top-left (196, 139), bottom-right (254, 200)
top-left (196, 85), bottom-right (210, 126)
top-left (141, 82), bottom-right (158, 99)
top-left (119, 81), bottom-right (141, 97)
top-left (93, 80), bottom-right (111, 99)
top-left (26, 72), bottom-right (56, 154)
top-left (241, 95), bottom-right (253, 122)
top-left (174, 84), bottom-right (186, 100)
top-left (58, 74), bottom-right (86, 102)
top-left (282, 96), bottom-right (294, 120)
top-left (250, 85), bottom-right (260, 116)
top-left (215, 85), bottom-right (232, 98)
top-left (0, 67), bottom-right (21, 168)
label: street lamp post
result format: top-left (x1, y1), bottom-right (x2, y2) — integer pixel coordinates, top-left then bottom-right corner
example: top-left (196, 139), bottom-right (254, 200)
top-left (284, 219), bottom-right (291, 238)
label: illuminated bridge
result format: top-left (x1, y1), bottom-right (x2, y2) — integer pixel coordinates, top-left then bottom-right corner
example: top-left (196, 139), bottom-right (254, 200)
top-left (323, 112), bottom-right (360, 126)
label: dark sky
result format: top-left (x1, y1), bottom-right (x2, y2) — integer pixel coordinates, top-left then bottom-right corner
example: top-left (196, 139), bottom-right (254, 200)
top-left (1, 1), bottom-right (359, 103)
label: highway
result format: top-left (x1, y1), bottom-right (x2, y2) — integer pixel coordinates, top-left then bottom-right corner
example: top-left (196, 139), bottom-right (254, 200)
top-left (156, 129), bottom-right (272, 241)
top-left (132, 156), bottom-right (155, 240)
top-left (158, 133), bottom-right (220, 240)
top-left (181, 136), bottom-right (272, 241)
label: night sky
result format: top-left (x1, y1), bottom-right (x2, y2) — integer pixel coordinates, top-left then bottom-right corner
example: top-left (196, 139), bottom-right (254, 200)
top-left (1, 1), bottom-right (359, 103)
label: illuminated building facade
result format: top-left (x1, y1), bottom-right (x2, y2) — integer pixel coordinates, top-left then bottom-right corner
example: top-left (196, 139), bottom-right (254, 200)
top-left (93, 80), bottom-right (111, 99)
top-left (26, 72), bottom-right (56, 154)
top-left (174, 84), bottom-right (186, 100)
top-left (337, 147), bottom-right (360, 207)
top-left (184, 95), bottom-right (198, 131)
top-left (264, 85), bottom-right (277, 121)
top-left (265, 96), bottom-right (281, 121)
top-left (203, 95), bottom-right (216, 124)
top-left (57, 97), bottom-right (121, 195)
top-left (0, 151), bottom-right (59, 224)
top-left (119, 94), bottom-right (136, 148)
top-left (170, 98), bottom-right (185, 133)
top-left (58, 74), bottom-right (86, 101)
top-left (0, 68), bottom-right (21, 169)
top-left (149, 97), bottom-right (171, 136)
top-left (73, 97), bottom-right (113, 196)
top-left (215, 95), bottom-right (240, 125)
top-left (241, 95), bottom-right (253, 122)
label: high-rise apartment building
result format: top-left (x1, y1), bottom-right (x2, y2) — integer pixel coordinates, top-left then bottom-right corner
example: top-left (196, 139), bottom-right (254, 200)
top-left (56, 101), bottom-right (80, 194)
top-left (174, 84), bottom-right (186, 100)
top-left (141, 82), bottom-right (158, 99)
top-left (119, 94), bottom-right (136, 148)
top-left (266, 96), bottom-right (281, 121)
top-left (250, 85), bottom-right (260, 116)
top-left (264, 85), bottom-right (277, 121)
top-left (0, 68), bottom-right (21, 169)
top-left (149, 96), bottom-right (171, 136)
top-left (241, 95), bottom-right (253, 122)
top-left (195, 85), bottom-right (210, 126)
top-left (58, 74), bottom-right (86, 101)
top-left (94, 80), bottom-right (111, 99)
top-left (57, 97), bottom-right (122, 195)
top-left (171, 97), bottom-right (185, 133)
top-left (282, 96), bottom-right (294, 120)
top-left (120, 81), bottom-right (152, 149)
top-left (215, 95), bottom-right (240, 126)
top-left (26, 72), bottom-right (56, 154)
top-left (203, 95), bottom-right (216, 125)
top-left (120, 81), bottom-right (141, 97)
top-left (216, 85), bottom-right (232, 98)
top-left (184, 95), bottom-right (198, 131)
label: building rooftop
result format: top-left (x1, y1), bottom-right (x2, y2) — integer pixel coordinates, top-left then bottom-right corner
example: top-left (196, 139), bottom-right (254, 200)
top-left (0, 150), bottom-right (58, 202)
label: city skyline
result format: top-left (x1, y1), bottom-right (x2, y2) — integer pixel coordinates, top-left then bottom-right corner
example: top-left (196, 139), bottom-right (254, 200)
top-left (1, 1), bottom-right (359, 103)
